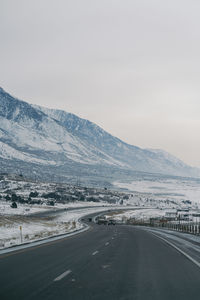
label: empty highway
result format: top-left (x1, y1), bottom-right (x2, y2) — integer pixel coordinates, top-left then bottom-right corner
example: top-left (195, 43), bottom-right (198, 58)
top-left (1, 221), bottom-right (200, 300)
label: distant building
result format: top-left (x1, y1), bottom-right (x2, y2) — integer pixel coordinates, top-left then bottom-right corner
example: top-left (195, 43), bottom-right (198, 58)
top-left (177, 209), bottom-right (190, 221)
top-left (165, 209), bottom-right (177, 220)
top-left (190, 211), bottom-right (200, 223)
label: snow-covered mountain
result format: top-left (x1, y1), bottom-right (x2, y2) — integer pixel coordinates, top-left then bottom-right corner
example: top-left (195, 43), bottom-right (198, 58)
top-left (0, 87), bottom-right (199, 182)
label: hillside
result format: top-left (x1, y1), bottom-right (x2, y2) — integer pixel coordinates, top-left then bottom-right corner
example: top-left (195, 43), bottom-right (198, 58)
top-left (0, 87), bottom-right (199, 184)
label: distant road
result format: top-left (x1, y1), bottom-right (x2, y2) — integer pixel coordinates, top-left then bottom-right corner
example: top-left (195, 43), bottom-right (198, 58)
top-left (28, 205), bottom-right (106, 218)
top-left (1, 222), bottom-right (200, 300)
top-left (28, 205), bottom-right (142, 218)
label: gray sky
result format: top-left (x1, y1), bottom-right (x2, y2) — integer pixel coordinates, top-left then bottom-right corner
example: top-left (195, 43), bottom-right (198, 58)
top-left (1, 0), bottom-right (200, 167)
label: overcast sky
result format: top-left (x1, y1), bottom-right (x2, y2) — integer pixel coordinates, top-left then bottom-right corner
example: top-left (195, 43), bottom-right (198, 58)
top-left (1, 0), bottom-right (200, 167)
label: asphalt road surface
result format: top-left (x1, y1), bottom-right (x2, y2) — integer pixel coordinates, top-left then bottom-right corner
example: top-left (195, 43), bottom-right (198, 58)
top-left (1, 223), bottom-right (200, 300)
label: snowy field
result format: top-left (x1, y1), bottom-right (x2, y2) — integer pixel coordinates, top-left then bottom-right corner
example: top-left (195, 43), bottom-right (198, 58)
top-left (114, 176), bottom-right (200, 206)
top-left (0, 201), bottom-right (56, 215)
top-left (0, 200), bottom-right (112, 216)
top-left (104, 208), bottom-right (165, 222)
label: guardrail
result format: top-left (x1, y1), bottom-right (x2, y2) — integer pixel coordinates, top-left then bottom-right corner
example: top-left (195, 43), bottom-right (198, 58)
top-left (131, 220), bottom-right (200, 235)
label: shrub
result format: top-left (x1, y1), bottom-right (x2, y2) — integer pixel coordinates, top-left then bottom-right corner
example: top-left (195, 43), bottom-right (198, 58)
top-left (11, 193), bottom-right (24, 203)
top-left (11, 201), bottom-right (17, 208)
top-left (29, 191), bottom-right (39, 198)
top-left (42, 192), bottom-right (61, 200)
top-left (79, 195), bottom-right (85, 201)
top-left (87, 197), bottom-right (100, 202)
top-left (5, 195), bottom-right (11, 201)
top-left (47, 200), bottom-right (55, 206)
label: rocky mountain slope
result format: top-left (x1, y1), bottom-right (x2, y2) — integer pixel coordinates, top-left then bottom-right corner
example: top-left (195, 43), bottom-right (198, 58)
top-left (0, 87), bottom-right (199, 183)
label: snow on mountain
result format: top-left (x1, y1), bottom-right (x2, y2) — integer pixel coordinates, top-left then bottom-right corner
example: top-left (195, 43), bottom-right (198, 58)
top-left (0, 140), bottom-right (56, 165)
top-left (36, 105), bottom-right (199, 177)
top-left (0, 87), bottom-right (199, 180)
top-left (0, 87), bottom-right (124, 167)
top-left (146, 148), bottom-right (186, 167)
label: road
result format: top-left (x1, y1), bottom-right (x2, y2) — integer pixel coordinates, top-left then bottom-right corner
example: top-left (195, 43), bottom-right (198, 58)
top-left (1, 222), bottom-right (200, 300)
top-left (29, 205), bottom-right (140, 218)
top-left (28, 206), bottom-right (109, 218)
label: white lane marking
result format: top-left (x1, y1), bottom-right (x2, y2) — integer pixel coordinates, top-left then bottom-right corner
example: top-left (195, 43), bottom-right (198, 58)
top-left (112, 237), bottom-right (114, 240)
top-left (102, 264), bottom-right (110, 269)
top-left (151, 232), bottom-right (200, 269)
top-left (92, 250), bottom-right (99, 256)
top-left (54, 270), bottom-right (72, 281)
top-left (105, 242), bottom-right (109, 246)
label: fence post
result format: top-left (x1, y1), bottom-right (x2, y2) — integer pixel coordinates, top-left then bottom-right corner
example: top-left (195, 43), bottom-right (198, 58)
top-left (20, 226), bottom-right (23, 244)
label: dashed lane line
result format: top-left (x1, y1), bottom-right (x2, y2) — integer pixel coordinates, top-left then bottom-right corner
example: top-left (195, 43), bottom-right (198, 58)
top-left (92, 250), bottom-right (99, 256)
top-left (54, 270), bottom-right (72, 281)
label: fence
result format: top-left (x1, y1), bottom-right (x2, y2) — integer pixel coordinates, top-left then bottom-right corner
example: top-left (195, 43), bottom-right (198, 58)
top-left (149, 220), bottom-right (200, 235)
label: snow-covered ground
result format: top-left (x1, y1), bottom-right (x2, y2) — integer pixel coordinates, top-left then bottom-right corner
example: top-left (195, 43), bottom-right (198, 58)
top-left (0, 201), bottom-right (55, 215)
top-left (0, 200), bottom-right (113, 216)
top-left (114, 177), bottom-right (200, 206)
top-left (104, 208), bottom-right (165, 222)
top-left (2, 173), bottom-right (200, 250)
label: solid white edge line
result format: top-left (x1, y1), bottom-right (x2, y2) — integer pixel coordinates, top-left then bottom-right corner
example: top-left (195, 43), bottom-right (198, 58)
top-left (54, 269), bottom-right (72, 281)
top-left (150, 231), bottom-right (200, 269)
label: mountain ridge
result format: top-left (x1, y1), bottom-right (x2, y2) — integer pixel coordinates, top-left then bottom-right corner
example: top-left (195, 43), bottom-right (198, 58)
top-left (0, 87), bottom-right (199, 183)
